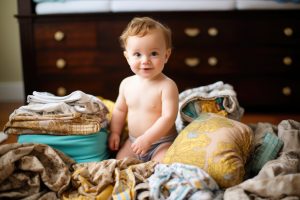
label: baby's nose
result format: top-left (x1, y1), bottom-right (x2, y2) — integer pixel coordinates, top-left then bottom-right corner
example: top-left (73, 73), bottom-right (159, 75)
top-left (142, 56), bottom-right (150, 64)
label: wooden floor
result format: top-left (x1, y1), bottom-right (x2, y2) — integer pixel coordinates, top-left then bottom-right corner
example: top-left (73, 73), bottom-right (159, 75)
top-left (1, 101), bottom-right (300, 145)
top-left (0, 102), bottom-right (23, 144)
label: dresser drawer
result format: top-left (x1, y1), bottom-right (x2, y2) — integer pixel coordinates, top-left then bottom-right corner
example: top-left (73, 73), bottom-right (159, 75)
top-left (168, 47), bottom-right (299, 76)
top-left (34, 22), bottom-right (97, 49)
top-left (166, 13), bottom-right (300, 47)
top-left (237, 19), bottom-right (300, 45)
top-left (36, 50), bottom-right (126, 75)
top-left (168, 19), bottom-right (237, 47)
top-left (232, 77), bottom-right (300, 111)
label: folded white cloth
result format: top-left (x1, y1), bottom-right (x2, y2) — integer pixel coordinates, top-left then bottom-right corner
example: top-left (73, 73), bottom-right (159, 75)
top-left (178, 81), bottom-right (237, 100)
top-left (27, 90), bottom-right (107, 115)
top-left (236, 0), bottom-right (300, 9)
top-left (0, 132), bottom-right (8, 143)
top-left (35, 0), bottom-right (111, 14)
top-left (111, 0), bottom-right (236, 12)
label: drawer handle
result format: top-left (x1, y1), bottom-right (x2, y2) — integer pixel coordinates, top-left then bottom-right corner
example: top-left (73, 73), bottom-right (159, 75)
top-left (54, 31), bottom-right (65, 41)
top-left (184, 28), bottom-right (200, 37)
top-left (283, 56), bottom-right (292, 66)
top-left (208, 27), bottom-right (218, 37)
top-left (282, 86), bottom-right (291, 96)
top-left (185, 57), bottom-right (200, 67)
top-left (57, 87), bottom-right (67, 96)
top-left (208, 56), bottom-right (218, 66)
top-left (56, 58), bottom-right (66, 69)
top-left (283, 27), bottom-right (293, 37)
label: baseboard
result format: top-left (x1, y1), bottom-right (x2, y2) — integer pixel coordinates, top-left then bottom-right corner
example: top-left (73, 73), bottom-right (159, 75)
top-left (0, 81), bottom-right (25, 102)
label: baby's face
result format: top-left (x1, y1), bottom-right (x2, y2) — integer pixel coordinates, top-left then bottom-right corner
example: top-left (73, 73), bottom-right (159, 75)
top-left (124, 29), bottom-right (171, 80)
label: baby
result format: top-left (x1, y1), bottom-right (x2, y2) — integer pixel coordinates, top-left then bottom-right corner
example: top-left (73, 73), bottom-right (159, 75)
top-left (109, 17), bottom-right (179, 162)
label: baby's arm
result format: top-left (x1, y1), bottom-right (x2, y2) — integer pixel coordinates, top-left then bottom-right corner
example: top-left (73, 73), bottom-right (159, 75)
top-left (109, 80), bottom-right (128, 151)
top-left (131, 79), bottom-right (179, 155)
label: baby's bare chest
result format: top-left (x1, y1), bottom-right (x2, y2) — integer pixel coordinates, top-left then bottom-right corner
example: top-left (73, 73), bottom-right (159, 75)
top-left (125, 87), bottom-right (162, 111)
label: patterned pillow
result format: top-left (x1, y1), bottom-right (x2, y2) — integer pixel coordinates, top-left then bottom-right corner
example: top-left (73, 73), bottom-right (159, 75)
top-left (163, 112), bottom-right (253, 188)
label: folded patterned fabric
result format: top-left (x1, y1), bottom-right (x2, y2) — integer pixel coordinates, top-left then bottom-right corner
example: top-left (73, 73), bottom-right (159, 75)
top-left (4, 113), bottom-right (105, 135)
top-left (4, 91), bottom-right (109, 135)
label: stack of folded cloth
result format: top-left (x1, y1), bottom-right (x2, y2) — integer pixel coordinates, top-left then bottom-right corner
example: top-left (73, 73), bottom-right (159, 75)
top-left (34, 0), bottom-right (111, 15)
top-left (33, 0), bottom-right (300, 15)
top-left (175, 81), bottom-right (245, 132)
top-left (236, 0), bottom-right (300, 10)
top-left (3, 90), bottom-right (110, 163)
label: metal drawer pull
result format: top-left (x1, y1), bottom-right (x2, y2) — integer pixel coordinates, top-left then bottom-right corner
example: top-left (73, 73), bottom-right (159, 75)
top-left (56, 58), bottom-right (66, 69)
top-left (283, 27), bottom-right (293, 37)
top-left (283, 56), bottom-right (292, 66)
top-left (184, 28), bottom-right (200, 37)
top-left (208, 56), bottom-right (218, 66)
top-left (185, 57), bottom-right (200, 67)
top-left (57, 87), bottom-right (67, 96)
top-left (282, 86), bottom-right (291, 96)
top-left (208, 27), bottom-right (218, 37)
top-left (54, 31), bottom-right (65, 41)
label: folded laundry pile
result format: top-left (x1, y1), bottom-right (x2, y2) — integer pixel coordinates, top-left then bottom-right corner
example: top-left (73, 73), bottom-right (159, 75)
top-left (3, 90), bottom-right (111, 163)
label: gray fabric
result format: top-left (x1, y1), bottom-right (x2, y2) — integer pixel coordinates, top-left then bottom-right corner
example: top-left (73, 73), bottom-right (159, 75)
top-left (224, 120), bottom-right (300, 199)
top-left (129, 133), bottom-right (177, 162)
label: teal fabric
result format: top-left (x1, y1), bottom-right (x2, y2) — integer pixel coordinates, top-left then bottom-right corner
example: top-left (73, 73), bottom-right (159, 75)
top-left (18, 129), bottom-right (110, 163)
top-left (246, 132), bottom-right (283, 177)
top-left (182, 102), bottom-right (198, 120)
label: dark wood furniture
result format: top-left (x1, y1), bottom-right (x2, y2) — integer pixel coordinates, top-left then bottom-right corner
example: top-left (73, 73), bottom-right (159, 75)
top-left (16, 0), bottom-right (300, 112)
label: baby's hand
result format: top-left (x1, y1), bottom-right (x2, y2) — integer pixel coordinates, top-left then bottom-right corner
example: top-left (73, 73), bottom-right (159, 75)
top-left (131, 135), bottom-right (151, 156)
top-left (109, 133), bottom-right (120, 151)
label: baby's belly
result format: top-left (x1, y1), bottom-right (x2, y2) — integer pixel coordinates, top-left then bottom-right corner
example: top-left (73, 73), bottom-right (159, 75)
top-left (127, 113), bottom-right (159, 137)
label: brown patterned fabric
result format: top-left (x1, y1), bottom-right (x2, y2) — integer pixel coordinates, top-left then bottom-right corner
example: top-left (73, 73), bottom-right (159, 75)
top-left (0, 143), bottom-right (75, 199)
top-left (4, 113), bottom-right (106, 135)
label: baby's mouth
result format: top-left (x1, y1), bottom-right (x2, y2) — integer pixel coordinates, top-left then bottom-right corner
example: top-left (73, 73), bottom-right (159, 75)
top-left (141, 68), bottom-right (152, 71)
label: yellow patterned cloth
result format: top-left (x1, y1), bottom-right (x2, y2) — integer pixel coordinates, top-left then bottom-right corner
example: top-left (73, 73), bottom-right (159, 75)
top-left (199, 99), bottom-right (228, 116)
top-left (63, 158), bottom-right (156, 200)
top-left (163, 112), bottom-right (253, 188)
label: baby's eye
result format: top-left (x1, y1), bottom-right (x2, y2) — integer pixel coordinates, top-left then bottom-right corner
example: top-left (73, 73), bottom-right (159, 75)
top-left (151, 51), bottom-right (158, 56)
top-left (133, 52), bottom-right (141, 57)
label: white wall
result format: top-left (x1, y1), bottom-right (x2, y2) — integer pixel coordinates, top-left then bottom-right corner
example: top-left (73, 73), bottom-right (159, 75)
top-left (0, 0), bottom-right (24, 102)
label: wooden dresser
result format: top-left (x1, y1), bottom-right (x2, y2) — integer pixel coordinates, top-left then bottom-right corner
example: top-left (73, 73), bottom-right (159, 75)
top-left (17, 0), bottom-right (300, 112)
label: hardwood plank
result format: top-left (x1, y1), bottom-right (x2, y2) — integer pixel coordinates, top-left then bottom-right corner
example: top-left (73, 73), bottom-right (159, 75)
top-left (0, 102), bottom-right (23, 144)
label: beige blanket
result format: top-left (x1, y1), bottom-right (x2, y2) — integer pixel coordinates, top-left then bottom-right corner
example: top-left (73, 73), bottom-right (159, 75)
top-left (224, 120), bottom-right (300, 199)
top-left (0, 143), bottom-right (75, 200)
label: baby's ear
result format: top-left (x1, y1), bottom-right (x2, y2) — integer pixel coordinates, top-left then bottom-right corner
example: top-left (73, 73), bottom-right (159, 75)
top-left (123, 51), bottom-right (128, 60)
top-left (165, 48), bottom-right (172, 63)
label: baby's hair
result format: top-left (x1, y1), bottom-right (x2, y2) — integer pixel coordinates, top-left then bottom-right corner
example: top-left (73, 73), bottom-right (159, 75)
top-left (120, 16), bottom-right (172, 50)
